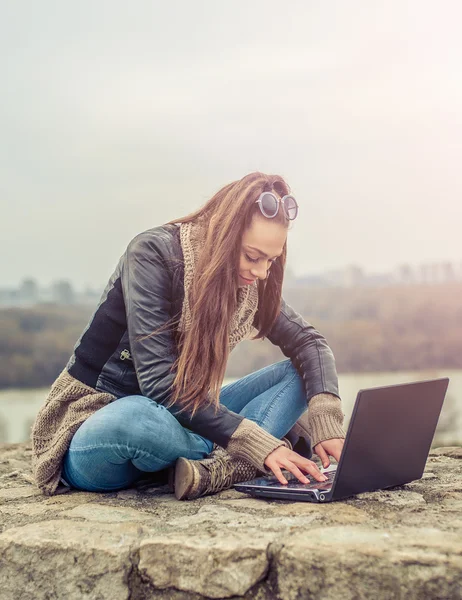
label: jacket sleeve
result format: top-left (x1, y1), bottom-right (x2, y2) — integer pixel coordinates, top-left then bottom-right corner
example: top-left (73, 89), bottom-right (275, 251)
top-left (121, 231), bottom-right (244, 447)
top-left (266, 299), bottom-right (345, 447)
top-left (266, 298), bottom-right (340, 401)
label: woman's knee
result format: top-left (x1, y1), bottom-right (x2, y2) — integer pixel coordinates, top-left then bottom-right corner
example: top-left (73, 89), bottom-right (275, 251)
top-left (281, 359), bottom-right (303, 383)
top-left (267, 358), bottom-right (296, 382)
top-left (72, 395), bottom-right (170, 448)
top-left (109, 395), bottom-right (177, 441)
top-left (281, 360), bottom-right (306, 404)
top-left (110, 395), bottom-right (159, 422)
top-left (264, 359), bottom-right (305, 403)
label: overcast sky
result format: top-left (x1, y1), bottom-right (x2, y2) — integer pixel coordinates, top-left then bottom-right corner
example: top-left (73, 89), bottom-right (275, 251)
top-left (1, 0), bottom-right (461, 289)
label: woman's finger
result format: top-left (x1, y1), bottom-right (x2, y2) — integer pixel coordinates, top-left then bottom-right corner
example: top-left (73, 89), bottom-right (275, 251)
top-left (330, 440), bottom-right (345, 463)
top-left (321, 439), bottom-right (345, 463)
top-left (296, 459), bottom-right (328, 482)
top-left (314, 443), bottom-right (330, 469)
top-left (267, 460), bottom-right (288, 485)
top-left (290, 453), bottom-right (324, 476)
top-left (279, 460), bottom-right (309, 484)
top-left (265, 447), bottom-right (329, 484)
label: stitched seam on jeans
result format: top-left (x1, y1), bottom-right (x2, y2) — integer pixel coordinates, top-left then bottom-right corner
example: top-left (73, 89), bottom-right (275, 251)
top-left (67, 444), bottom-right (175, 466)
top-left (283, 359), bottom-right (293, 376)
top-left (257, 368), bottom-right (299, 429)
top-left (64, 457), bottom-right (134, 491)
top-left (67, 469), bottom-right (135, 492)
top-left (221, 359), bottom-right (290, 400)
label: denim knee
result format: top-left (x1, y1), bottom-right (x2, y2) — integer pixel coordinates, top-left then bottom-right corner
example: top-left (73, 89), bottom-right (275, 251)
top-left (282, 359), bottom-right (296, 376)
top-left (282, 359), bottom-right (304, 385)
top-left (283, 361), bottom-right (307, 407)
top-left (71, 395), bottom-right (167, 449)
top-left (109, 395), bottom-right (172, 439)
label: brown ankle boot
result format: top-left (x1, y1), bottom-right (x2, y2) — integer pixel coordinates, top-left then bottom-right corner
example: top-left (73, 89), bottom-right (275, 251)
top-left (172, 446), bottom-right (258, 501)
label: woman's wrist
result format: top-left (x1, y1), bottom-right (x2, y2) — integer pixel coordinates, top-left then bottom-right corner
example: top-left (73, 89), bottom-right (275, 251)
top-left (225, 419), bottom-right (286, 471)
top-left (306, 393), bottom-right (346, 448)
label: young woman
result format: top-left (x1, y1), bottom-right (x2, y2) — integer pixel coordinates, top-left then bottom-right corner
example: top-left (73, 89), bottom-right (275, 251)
top-left (31, 172), bottom-right (345, 500)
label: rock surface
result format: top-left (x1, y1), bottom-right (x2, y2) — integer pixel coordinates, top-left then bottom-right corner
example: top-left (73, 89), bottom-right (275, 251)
top-left (0, 442), bottom-right (461, 599)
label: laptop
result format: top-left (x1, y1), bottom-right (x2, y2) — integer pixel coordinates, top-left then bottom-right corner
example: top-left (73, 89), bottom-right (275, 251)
top-left (234, 378), bottom-right (449, 502)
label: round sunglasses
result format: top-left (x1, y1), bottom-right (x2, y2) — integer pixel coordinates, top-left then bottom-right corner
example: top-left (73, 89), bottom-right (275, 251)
top-left (255, 192), bottom-right (298, 221)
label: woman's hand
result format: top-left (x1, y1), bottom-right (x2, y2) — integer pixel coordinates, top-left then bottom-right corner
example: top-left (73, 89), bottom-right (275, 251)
top-left (264, 446), bottom-right (328, 485)
top-left (313, 438), bottom-right (345, 468)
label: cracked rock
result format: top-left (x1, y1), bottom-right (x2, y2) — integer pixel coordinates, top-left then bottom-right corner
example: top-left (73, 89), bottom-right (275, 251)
top-left (0, 443), bottom-right (461, 599)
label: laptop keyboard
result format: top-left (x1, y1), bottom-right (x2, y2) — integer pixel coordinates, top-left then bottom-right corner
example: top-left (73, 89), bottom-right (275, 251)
top-left (291, 469), bottom-right (335, 482)
top-left (266, 469), bottom-right (336, 490)
top-left (293, 469), bottom-right (335, 489)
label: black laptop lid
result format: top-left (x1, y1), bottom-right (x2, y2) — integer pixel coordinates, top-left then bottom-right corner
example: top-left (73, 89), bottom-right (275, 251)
top-left (332, 378), bottom-right (449, 500)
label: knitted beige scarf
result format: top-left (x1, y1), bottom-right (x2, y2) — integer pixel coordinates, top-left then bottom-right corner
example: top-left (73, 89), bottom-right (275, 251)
top-left (179, 220), bottom-right (259, 351)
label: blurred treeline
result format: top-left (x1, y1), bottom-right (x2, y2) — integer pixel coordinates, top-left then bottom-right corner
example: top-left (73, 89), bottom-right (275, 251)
top-left (0, 306), bottom-right (91, 389)
top-left (1, 282), bottom-right (461, 389)
top-left (228, 282), bottom-right (462, 376)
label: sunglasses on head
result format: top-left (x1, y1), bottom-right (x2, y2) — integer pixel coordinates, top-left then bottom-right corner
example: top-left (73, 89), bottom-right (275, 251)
top-left (255, 192), bottom-right (298, 221)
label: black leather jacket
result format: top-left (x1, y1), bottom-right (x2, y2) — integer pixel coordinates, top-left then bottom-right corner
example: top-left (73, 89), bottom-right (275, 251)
top-left (67, 224), bottom-right (339, 447)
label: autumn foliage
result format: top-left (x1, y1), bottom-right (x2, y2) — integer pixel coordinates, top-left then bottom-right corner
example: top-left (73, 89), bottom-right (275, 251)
top-left (1, 282), bottom-right (461, 388)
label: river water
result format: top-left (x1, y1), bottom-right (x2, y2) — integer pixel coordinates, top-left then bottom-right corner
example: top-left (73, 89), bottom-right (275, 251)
top-left (0, 369), bottom-right (461, 446)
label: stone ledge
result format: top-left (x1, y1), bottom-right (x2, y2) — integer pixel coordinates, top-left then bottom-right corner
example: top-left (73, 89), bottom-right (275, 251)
top-left (0, 442), bottom-right (461, 600)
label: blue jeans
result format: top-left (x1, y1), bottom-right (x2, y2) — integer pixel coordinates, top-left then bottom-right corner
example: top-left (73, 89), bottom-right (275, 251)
top-left (62, 359), bottom-right (307, 492)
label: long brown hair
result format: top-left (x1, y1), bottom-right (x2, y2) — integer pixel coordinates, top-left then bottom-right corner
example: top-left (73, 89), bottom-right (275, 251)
top-left (166, 171), bottom-right (292, 415)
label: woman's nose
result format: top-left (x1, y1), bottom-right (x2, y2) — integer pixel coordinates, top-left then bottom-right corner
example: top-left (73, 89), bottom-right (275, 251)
top-left (250, 263), bottom-right (270, 280)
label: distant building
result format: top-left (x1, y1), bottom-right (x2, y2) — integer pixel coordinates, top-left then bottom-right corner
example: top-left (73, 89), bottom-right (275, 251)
top-left (18, 278), bottom-right (39, 306)
top-left (79, 286), bottom-right (102, 306)
top-left (293, 259), bottom-right (461, 289)
top-left (365, 273), bottom-right (393, 286)
top-left (51, 280), bottom-right (76, 305)
top-left (419, 264), bottom-right (432, 284)
top-left (395, 264), bottom-right (415, 285)
top-left (440, 262), bottom-right (455, 282)
top-left (321, 265), bottom-right (365, 288)
top-left (1, 258), bottom-right (461, 307)
top-left (0, 288), bottom-right (18, 307)
top-left (288, 274), bottom-right (327, 288)
top-left (342, 265), bottom-right (365, 288)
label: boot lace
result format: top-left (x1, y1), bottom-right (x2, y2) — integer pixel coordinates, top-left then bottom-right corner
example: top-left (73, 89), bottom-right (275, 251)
top-left (204, 455), bottom-right (236, 494)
